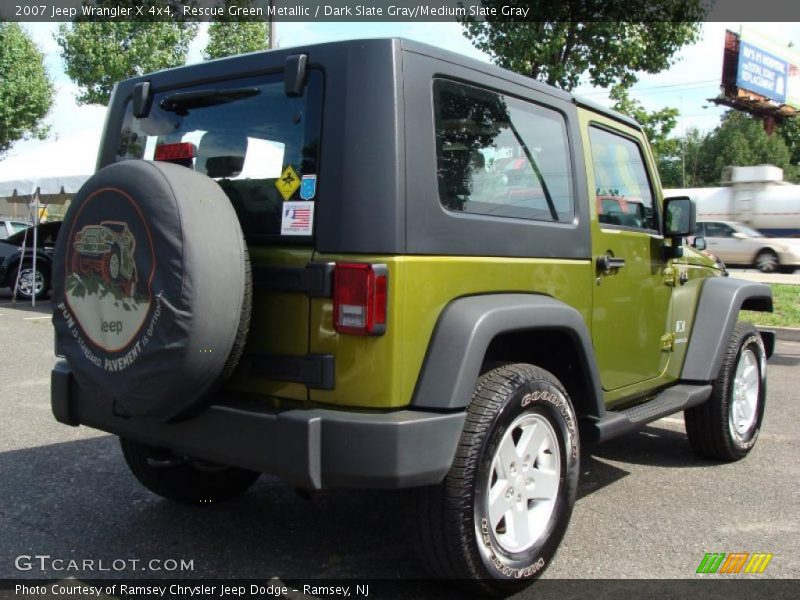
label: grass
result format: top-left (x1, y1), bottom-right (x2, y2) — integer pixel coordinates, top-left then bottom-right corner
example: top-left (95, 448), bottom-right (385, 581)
top-left (741, 284), bottom-right (800, 329)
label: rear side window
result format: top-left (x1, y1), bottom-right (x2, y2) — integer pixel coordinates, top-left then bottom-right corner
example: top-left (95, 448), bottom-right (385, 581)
top-left (116, 71), bottom-right (323, 241)
top-left (589, 126), bottom-right (657, 231)
top-left (433, 79), bottom-right (574, 223)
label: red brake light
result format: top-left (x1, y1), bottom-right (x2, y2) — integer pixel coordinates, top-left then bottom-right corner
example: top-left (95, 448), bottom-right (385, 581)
top-left (154, 142), bottom-right (196, 165)
top-left (333, 263), bottom-right (388, 336)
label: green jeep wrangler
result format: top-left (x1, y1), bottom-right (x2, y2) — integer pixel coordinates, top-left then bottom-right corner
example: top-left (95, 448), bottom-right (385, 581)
top-left (51, 39), bottom-right (774, 594)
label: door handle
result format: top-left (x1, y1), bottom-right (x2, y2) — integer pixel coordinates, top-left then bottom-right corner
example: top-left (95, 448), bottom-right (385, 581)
top-left (597, 254), bottom-right (626, 274)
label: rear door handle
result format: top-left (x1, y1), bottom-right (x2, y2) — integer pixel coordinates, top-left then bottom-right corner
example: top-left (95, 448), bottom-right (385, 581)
top-left (597, 255), bottom-right (626, 274)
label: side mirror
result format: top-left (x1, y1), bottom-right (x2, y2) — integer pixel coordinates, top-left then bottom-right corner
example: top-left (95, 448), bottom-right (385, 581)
top-left (733, 232), bottom-right (748, 240)
top-left (692, 236), bottom-right (707, 251)
top-left (664, 196), bottom-right (696, 237)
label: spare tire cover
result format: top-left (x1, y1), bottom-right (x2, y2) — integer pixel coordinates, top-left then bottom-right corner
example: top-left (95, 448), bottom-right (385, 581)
top-left (52, 160), bottom-right (250, 420)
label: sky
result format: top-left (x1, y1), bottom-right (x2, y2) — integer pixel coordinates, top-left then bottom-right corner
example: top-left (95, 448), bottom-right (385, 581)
top-left (5, 20), bottom-right (800, 172)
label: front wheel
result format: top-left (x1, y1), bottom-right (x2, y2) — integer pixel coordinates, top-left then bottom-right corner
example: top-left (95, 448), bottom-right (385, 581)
top-left (684, 322), bottom-right (767, 461)
top-left (14, 263), bottom-right (50, 300)
top-left (120, 438), bottom-right (260, 504)
top-left (755, 249), bottom-right (778, 273)
top-left (413, 364), bottom-right (579, 596)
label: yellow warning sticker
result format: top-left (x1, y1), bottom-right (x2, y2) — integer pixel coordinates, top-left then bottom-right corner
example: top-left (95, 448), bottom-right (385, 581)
top-left (276, 165), bottom-right (301, 201)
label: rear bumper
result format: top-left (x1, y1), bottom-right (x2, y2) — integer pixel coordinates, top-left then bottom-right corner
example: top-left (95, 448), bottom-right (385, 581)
top-left (51, 361), bottom-right (465, 490)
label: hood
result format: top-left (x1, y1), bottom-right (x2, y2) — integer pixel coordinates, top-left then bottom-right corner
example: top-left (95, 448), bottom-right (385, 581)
top-left (684, 246), bottom-right (715, 267)
top-left (769, 238), bottom-right (800, 252)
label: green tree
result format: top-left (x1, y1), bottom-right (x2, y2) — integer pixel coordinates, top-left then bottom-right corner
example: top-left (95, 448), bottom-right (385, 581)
top-left (461, 1), bottom-right (704, 91)
top-left (56, 1), bottom-right (198, 105)
top-left (609, 87), bottom-right (684, 186)
top-left (701, 112), bottom-right (794, 184)
top-left (0, 23), bottom-right (54, 156)
top-left (204, 1), bottom-right (268, 60)
top-left (668, 127), bottom-right (708, 188)
top-left (776, 117), bottom-right (800, 169)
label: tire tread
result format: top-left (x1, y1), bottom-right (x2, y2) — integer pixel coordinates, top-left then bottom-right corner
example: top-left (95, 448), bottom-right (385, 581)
top-left (413, 363), bottom-right (575, 595)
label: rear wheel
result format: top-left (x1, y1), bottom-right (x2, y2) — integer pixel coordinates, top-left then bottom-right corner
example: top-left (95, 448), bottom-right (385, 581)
top-left (685, 322), bottom-right (766, 461)
top-left (120, 438), bottom-right (260, 504)
top-left (413, 364), bottom-right (579, 596)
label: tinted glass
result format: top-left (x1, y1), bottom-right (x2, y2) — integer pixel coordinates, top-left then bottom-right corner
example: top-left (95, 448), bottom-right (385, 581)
top-left (434, 79), bottom-right (574, 223)
top-left (116, 71), bottom-right (323, 240)
top-left (590, 127), bottom-right (657, 231)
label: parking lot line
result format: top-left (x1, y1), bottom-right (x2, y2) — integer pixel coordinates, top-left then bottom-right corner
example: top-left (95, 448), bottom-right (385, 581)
top-left (23, 316), bottom-right (51, 321)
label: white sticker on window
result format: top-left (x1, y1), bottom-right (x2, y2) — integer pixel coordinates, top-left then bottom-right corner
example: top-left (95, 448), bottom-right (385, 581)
top-left (280, 201), bottom-right (314, 236)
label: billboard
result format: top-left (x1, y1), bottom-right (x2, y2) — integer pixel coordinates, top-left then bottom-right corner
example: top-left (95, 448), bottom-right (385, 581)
top-left (736, 29), bottom-right (800, 110)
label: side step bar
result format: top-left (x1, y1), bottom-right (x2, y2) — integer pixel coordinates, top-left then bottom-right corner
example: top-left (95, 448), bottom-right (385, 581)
top-left (583, 384), bottom-right (712, 443)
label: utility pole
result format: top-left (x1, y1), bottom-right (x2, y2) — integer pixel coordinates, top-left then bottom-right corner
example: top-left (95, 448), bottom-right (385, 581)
top-left (681, 96), bottom-right (686, 187)
top-left (268, 0), bottom-right (276, 48)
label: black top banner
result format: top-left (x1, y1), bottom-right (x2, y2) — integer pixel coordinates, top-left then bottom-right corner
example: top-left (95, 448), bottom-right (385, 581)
top-left (2, 0), bottom-right (800, 23)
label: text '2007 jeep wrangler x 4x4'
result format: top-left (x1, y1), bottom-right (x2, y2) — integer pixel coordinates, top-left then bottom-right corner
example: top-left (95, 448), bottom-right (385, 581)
top-left (50, 39), bottom-right (775, 594)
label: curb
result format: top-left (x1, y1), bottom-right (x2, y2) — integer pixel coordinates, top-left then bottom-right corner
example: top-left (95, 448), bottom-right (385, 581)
top-left (766, 327), bottom-right (800, 343)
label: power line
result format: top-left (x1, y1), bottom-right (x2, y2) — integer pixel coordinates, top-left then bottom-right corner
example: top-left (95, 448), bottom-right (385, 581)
top-left (579, 79), bottom-right (719, 97)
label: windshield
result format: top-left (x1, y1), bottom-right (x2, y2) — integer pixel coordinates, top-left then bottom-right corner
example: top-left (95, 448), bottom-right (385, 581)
top-left (115, 71), bottom-right (323, 240)
top-left (735, 223), bottom-right (764, 238)
top-left (4, 222), bottom-right (62, 246)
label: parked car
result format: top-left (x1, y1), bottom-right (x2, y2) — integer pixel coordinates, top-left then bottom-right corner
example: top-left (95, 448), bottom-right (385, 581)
top-left (50, 39), bottom-right (773, 594)
top-left (696, 220), bottom-right (800, 273)
top-left (0, 218), bottom-right (29, 240)
top-left (0, 221), bottom-right (62, 300)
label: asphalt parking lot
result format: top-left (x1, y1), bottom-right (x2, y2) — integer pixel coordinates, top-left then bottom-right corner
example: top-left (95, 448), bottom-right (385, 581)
top-left (0, 289), bottom-right (798, 597)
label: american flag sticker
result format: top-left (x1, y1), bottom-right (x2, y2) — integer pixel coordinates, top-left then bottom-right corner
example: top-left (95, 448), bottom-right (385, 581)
top-left (281, 201), bottom-right (314, 236)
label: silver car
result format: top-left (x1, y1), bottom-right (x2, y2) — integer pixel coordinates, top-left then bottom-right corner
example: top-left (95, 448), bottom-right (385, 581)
top-left (696, 220), bottom-right (800, 273)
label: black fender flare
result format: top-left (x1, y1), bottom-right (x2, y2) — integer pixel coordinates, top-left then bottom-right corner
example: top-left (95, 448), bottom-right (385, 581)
top-left (681, 277), bottom-right (773, 382)
top-left (411, 293), bottom-right (605, 417)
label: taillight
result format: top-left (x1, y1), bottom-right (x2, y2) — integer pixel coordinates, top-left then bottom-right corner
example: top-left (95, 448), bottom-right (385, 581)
top-left (154, 142), bottom-right (196, 167)
top-left (333, 263), bottom-right (387, 336)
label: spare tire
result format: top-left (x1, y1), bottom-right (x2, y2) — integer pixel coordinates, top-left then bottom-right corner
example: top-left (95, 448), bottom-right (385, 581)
top-left (51, 160), bottom-right (251, 421)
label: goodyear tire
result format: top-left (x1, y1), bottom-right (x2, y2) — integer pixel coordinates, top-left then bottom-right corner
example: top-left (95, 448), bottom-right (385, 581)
top-left (51, 160), bottom-right (251, 421)
top-left (414, 364), bottom-right (579, 596)
top-left (684, 322), bottom-right (767, 461)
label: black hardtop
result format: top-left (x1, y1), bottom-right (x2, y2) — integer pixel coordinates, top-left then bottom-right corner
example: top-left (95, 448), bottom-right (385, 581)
top-left (111, 36), bottom-right (638, 130)
top-left (99, 37), bottom-right (636, 258)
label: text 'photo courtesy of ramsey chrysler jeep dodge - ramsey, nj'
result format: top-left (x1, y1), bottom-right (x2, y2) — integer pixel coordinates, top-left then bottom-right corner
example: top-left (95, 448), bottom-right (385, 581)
top-left (49, 39), bottom-right (775, 596)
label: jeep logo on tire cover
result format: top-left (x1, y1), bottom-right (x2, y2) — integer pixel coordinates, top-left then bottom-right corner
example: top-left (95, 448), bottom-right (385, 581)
top-left (63, 187), bottom-right (157, 360)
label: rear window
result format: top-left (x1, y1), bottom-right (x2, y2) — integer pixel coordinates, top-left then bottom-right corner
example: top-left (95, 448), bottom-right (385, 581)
top-left (116, 71), bottom-right (323, 240)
